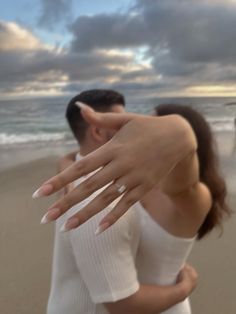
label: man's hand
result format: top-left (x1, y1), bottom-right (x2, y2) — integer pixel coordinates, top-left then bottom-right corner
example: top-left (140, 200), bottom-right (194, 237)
top-left (176, 264), bottom-right (198, 300)
top-left (105, 264), bottom-right (198, 314)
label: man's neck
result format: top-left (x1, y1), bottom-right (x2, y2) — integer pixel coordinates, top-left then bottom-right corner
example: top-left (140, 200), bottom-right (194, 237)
top-left (79, 143), bottom-right (98, 156)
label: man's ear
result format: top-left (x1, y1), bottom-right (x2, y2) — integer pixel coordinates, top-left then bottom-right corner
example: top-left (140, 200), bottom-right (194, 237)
top-left (90, 124), bottom-right (107, 143)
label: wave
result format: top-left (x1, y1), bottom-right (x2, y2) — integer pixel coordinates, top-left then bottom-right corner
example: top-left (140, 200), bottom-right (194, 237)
top-left (206, 116), bottom-right (235, 132)
top-left (1, 116), bottom-right (235, 146)
top-left (0, 132), bottom-right (70, 145)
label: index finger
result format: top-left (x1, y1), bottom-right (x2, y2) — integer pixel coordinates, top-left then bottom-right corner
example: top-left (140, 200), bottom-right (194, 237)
top-left (76, 102), bottom-right (143, 130)
top-left (32, 143), bottom-right (113, 198)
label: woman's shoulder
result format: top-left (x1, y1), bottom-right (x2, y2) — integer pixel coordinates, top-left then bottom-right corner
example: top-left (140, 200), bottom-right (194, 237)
top-left (141, 184), bottom-right (212, 238)
top-left (169, 182), bottom-right (212, 216)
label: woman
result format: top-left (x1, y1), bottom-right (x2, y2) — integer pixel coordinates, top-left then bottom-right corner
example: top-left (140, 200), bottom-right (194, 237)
top-left (133, 104), bottom-right (231, 313)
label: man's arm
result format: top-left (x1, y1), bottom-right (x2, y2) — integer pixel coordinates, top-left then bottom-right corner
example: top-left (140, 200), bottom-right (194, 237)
top-left (105, 265), bottom-right (197, 314)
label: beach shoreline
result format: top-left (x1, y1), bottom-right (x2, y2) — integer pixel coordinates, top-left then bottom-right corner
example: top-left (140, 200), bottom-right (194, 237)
top-left (0, 141), bottom-right (77, 172)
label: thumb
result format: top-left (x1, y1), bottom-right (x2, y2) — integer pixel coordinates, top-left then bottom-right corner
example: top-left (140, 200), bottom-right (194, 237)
top-left (75, 102), bottom-right (140, 130)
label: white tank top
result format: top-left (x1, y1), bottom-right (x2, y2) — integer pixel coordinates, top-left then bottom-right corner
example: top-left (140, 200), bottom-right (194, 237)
top-left (136, 202), bottom-right (196, 314)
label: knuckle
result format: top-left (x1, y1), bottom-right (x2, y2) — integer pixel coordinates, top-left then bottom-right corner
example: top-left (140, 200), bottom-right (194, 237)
top-left (74, 160), bottom-right (85, 175)
top-left (111, 143), bottom-right (123, 155)
top-left (82, 177), bottom-right (97, 192)
top-left (101, 189), bottom-right (117, 204)
top-left (106, 211), bottom-right (119, 225)
top-left (120, 156), bottom-right (132, 170)
top-left (61, 197), bottom-right (73, 211)
top-left (79, 209), bottom-right (93, 224)
top-left (126, 195), bottom-right (137, 207)
top-left (55, 174), bottom-right (66, 189)
top-left (84, 203), bottom-right (97, 217)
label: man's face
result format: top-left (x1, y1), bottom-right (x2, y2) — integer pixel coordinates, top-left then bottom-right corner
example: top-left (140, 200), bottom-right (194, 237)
top-left (104, 104), bottom-right (125, 141)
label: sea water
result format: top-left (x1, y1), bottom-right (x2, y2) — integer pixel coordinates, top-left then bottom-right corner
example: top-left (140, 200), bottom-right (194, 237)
top-left (0, 96), bottom-right (236, 174)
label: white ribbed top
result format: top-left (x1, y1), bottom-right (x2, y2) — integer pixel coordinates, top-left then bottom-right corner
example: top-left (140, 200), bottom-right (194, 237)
top-left (47, 154), bottom-right (140, 314)
top-left (136, 202), bottom-right (196, 314)
top-left (47, 153), bottom-right (196, 314)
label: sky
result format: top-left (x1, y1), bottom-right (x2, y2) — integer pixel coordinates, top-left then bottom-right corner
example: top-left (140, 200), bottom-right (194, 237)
top-left (1, 0), bottom-right (236, 102)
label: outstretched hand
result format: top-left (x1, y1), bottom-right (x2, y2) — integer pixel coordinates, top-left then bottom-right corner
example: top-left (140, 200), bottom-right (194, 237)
top-left (33, 104), bottom-right (195, 233)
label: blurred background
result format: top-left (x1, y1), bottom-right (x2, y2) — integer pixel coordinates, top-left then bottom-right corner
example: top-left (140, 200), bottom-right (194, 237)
top-left (1, 1), bottom-right (236, 313)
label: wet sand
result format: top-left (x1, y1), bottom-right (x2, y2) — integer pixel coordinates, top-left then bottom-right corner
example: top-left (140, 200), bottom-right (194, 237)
top-left (0, 157), bottom-right (235, 314)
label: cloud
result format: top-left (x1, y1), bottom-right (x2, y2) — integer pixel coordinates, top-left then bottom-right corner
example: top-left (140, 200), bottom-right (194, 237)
top-left (70, 13), bottom-right (147, 52)
top-left (0, 20), bottom-right (150, 97)
top-left (0, 21), bottom-right (44, 51)
top-left (2, 0), bottom-right (236, 99)
top-left (0, 49), bottom-right (141, 92)
top-left (138, 0), bottom-right (236, 64)
top-left (38, 0), bottom-right (72, 29)
top-left (69, 0), bottom-right (236, 84)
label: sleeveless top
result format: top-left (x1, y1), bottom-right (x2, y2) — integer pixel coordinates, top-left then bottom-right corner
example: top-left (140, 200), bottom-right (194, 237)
top-left (136, 202), bottom-right (196, 314)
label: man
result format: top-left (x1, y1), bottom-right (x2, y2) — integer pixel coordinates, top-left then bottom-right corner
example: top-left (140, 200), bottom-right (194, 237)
top-left (47, 90), bottom-right (197, 314)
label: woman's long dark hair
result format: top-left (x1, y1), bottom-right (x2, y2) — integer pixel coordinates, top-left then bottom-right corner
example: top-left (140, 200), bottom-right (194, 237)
top-left (155, 104), bottom-right (232, 239)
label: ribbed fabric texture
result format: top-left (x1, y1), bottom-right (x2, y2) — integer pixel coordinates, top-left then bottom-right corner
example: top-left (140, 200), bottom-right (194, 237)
top-left (47, 199), bottom-right (140, 314)
top-left (47, 155), bottom-right (140, 314)
top-left (47, 153), bottom-right (195, 314)
top-left (136, 202), bottom-right (195, 314)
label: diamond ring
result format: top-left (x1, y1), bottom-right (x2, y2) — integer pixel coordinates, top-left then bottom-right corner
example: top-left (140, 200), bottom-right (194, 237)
top-left (114, 183), bottom-right (127, 194)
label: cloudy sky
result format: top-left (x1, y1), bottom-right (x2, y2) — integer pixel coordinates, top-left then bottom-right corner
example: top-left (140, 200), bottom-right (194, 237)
top-left (1, 0), bottom-right (236, 101)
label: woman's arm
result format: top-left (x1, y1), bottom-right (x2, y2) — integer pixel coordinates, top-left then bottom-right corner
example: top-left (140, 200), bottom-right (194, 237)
top-left (159, 150), bottom-right (212, 219)
top-left (158, 150), bottom-right (199, 196)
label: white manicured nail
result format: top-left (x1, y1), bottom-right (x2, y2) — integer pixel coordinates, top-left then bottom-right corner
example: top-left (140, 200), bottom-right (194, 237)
top-left (32, 188), bottom-right (41, 199)
top-left (60, 223), bottom-right (67, 232)
top-left (75, 102), bottom-right (88, 110)
top-left (32, 184), bottom-right (53, 199)
top-left (60, 217), bottom-right (80, 232)
top-left (95, 222), bottom-right (110, 235)
top-left (40, 208), bottom-right (60, 225)
top-left (40, 213), bottom-right (50, 224)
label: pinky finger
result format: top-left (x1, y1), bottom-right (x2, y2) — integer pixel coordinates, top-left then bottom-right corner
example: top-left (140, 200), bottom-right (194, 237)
top-left (95, 184), bottom-right (149, 235)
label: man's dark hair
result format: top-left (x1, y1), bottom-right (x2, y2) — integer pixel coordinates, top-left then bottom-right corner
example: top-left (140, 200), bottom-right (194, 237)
top-left (66, 89), bottom-right (125, 143)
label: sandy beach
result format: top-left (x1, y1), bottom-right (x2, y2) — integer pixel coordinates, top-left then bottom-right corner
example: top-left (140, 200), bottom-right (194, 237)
top-left (0, 156), bottom-right (236, 314)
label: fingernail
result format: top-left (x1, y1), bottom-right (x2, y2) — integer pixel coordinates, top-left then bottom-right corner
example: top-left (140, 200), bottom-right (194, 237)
top-left (40, 213), bottom-right (50, 224)
top-left (75, 102), bottom-right (94, 111)
top-left (40, 208), bottom-right (60, 224)
top-left (32, 184), bottom-right (53, 199)
top-left (60, 217), bottom-right (80, 232)
top-left (75, 101), bottom-right (87, 109)
top-left (95, 222), bottom-right (110, 235)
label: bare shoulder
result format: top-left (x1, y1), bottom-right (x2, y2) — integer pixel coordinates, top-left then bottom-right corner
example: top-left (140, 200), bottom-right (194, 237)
top-left (169, 182), bottom-right (213, 219)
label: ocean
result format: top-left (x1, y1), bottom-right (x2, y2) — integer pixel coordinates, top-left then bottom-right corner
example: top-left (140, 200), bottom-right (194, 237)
top-left (1, 96), bottom-right (236, 173)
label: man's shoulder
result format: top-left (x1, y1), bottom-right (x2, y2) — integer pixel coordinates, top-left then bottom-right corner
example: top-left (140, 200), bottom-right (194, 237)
top-left (69, 199), bottom-right (140, 238)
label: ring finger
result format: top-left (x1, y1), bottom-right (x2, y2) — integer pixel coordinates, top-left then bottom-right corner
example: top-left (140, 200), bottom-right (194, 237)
top-left (41, 165), bottom-right (131, 223)
top-left (95, 183), bottom-right (150, 233)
